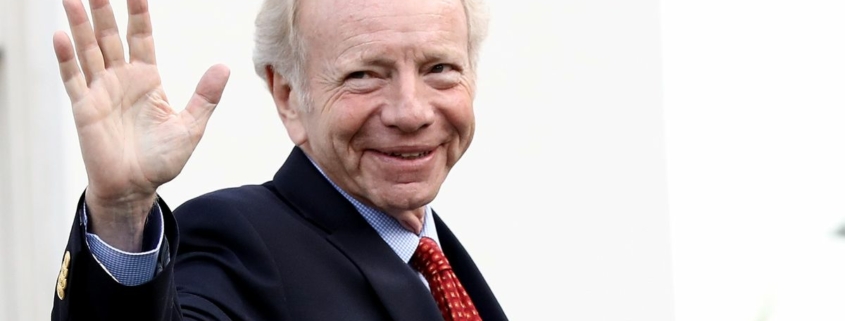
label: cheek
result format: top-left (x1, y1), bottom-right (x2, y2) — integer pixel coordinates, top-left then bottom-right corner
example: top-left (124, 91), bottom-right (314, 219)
top-left (432, 91), bottom-right (475, 167)
top-left (439, 92), bottom-right (475, 139)
top-left (324, 94), bottom-right (382, 142)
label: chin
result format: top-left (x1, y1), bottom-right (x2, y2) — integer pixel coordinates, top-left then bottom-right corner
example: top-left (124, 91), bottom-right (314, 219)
top-left (374, 183), bottom-right (440, 212)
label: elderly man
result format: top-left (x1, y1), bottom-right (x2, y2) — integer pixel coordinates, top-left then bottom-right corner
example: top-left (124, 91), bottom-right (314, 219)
top-left (50, 0), bottom-right (507, 320)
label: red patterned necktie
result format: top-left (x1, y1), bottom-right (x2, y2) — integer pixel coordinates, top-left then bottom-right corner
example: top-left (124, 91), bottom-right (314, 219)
top-left (411, 237), bottom-right (482, 321)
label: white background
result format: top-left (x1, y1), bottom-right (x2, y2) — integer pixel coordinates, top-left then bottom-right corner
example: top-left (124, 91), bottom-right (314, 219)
top-left (1, 0), bottom-right (843, 320)
top-left (665, 1), bottom-right (845, 320)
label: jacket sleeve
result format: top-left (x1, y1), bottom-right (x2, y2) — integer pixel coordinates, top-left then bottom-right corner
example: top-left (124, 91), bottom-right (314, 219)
top-left (51, 193), bottom-right (183, 321)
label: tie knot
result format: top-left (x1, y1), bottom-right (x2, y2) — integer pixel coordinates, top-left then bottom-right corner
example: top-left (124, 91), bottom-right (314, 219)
top-left (411, 237), bottom-right (452, 274)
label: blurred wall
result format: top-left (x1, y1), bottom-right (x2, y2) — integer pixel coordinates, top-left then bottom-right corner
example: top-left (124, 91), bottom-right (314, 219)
top-left (0, 0), bottom-right (673, 320)
top-left (665, 0), bottom-right (845, 320)
top-left (0, 1), bottom-right (71, 320)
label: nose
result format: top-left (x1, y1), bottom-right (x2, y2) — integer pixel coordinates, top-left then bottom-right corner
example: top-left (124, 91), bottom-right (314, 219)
top-left (380, 73), bottom-right (435, 133)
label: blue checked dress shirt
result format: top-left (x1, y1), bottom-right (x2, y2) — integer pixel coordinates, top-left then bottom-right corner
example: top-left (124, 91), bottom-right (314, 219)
top-left (85, 162), bottom-right (441, 286)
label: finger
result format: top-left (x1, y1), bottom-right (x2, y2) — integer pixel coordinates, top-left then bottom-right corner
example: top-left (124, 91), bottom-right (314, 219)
top-left (63, 0), bottom-right (106, 84)
top-left (53, 31), bottom-right (88, 102)
top-left (90, 0), bottom-right (126, 67)
top-left (126, 0), bottom-right (156, 64)
top-left (181, 65), bottom-right (231, 140)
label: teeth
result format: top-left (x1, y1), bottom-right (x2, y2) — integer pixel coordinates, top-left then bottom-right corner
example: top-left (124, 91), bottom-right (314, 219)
top-left (387, 151), bottom-right (429, 159)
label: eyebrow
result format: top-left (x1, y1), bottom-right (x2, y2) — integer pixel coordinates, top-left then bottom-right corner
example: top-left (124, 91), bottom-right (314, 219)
top-left (336, 47), bottom-right (466, 69)
top-left (421, 50), bottom-right (464, 64)
top-left (355, 56), bottom-right (397, 69)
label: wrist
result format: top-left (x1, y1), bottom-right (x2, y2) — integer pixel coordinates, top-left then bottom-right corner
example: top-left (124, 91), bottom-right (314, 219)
top-left (85, 190), bottom-right (157, 252)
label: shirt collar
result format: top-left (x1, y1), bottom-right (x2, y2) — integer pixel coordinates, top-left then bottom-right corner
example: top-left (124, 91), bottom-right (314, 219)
top-left (306, 157), bottom-right (440, 263)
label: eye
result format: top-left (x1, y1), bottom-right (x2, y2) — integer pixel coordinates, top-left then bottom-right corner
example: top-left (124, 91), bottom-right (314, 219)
top-left (342, 70), bottom-right (384, 93)
top-left (424, 63), bottom-right (461, 89)
top-left (430, 64), bottom-right (449, 73)
top-left (346, 71), bottom-right (370, 80)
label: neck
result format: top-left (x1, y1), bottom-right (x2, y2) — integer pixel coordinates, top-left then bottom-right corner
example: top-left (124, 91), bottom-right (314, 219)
top-left (391, 208), bottom-right (426, 234)
top-left (300, 154), bottom-right (429, 234)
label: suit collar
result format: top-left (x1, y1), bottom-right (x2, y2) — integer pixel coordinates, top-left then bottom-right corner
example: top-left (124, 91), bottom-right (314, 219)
top-left (434, 214), bottom-right (509, 321)
top-left (273, 147), bottom-right (444, 321)
top-left (301, 154), bottom-right (442, 263)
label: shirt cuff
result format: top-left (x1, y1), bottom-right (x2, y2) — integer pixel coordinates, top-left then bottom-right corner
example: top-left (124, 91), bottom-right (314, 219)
top-left (83, 201), bottom-right (164, 286)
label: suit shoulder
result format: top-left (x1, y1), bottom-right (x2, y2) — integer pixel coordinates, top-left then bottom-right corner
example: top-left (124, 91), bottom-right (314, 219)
top-left (172, 183), bottom-right (291, 220)
top-left (181, 184), bottom-right (276, 205)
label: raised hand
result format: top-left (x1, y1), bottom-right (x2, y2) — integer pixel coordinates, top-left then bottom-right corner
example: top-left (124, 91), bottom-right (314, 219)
top-left (53, 0), bottom-right (229, 251)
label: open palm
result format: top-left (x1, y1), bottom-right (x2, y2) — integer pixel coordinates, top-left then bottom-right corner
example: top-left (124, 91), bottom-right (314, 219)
top-left (53, 0), bottom-right (228, 246)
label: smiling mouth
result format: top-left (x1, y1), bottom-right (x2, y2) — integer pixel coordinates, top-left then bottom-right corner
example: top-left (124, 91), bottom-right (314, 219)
top-left (378, 150), bottom-right (433, 160)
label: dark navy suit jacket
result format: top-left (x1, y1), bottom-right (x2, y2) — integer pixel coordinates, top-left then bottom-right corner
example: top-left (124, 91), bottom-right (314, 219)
top-left (51, 147), bottom-right (507, 320)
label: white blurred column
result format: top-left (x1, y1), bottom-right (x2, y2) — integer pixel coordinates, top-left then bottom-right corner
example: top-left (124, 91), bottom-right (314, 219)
top-left (0, 0), bottom-right (74, 319)
top-left (664, 0), bottom-right (845, 320)
top-left (0, 0), bottom-right (9, 317)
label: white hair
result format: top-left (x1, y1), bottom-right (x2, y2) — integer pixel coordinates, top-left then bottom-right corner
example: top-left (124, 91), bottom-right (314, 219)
top-left (252, 0), bottom-right (489, 110)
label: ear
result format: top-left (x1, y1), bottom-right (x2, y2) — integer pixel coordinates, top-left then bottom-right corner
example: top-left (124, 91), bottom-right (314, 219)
top-left (265, 66), bottom-right (307, 145)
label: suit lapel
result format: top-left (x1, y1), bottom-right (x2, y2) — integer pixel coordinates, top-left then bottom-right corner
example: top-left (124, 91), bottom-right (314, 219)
top-left (435, 214), bottom-right (509, 321)
top-left (273, 147), bottom-right (443, 321)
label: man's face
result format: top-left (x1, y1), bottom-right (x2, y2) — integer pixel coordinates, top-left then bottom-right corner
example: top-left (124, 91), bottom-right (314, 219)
top-left (289, 0), bottom-right (475, 217)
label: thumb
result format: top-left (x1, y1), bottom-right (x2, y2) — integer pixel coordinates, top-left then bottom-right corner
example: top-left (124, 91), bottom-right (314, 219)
top-left (182, 64), bottom-right (231, 138)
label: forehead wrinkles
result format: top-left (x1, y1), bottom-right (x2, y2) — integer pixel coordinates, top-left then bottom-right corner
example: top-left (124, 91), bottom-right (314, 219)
top-left (299, 0), bottom-right (467, 55)
top-left (332, 0), bottom-right (463, 40)
top-left (333, 29), bottom-right (463, 66)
